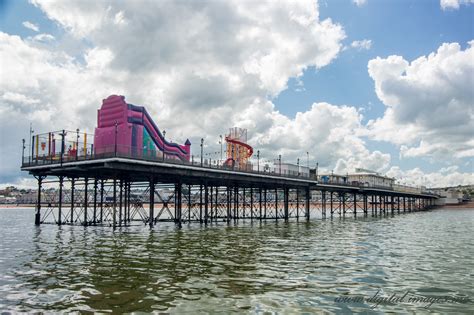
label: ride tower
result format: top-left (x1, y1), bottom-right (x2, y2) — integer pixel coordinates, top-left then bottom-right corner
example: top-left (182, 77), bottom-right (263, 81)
top-left (224, 127), bottom-right (253, 170)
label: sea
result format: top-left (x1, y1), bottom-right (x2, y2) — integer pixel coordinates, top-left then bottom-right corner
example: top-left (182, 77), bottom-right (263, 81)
top-left (0, 207), bottom-right (472, 314)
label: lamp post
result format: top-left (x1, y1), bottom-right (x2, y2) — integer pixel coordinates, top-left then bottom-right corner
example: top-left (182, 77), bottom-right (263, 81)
top-left (219, 134), bottom-right (223, 165)
top-left (278, 154), bottom-right (281, 176)
top-left (60, 130), bottom-right (67, 166)
top-left (297, 158), bottom-right (300, 176)
top-left (315, 162), bottom-right (319, 180)
top-left (114, 121), bottom-right (118, 157)
top-left (257, 150), bottom-right (260, 172)
top-left (29, 123), bottom-right (34, 163)
top-left (306, 152), bottom-right (309, 169)
top-left (76, 128), bottom-right (80, 161)
top-left (22, 139), bottom-right (25, 164)
top-left (162, 130), bottom-right (166, 162)
top-left (200, 138), bottom-right (204, 167)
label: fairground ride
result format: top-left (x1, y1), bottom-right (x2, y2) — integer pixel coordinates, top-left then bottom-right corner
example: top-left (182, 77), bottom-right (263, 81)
top-left (223, 127), bottom-right (253, 170)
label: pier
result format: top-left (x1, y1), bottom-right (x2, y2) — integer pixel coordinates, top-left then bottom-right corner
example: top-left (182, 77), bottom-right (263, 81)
top-left (21, 95), bottom-right (438, 228)
top-left (21, 154), bottom-right (437, 228)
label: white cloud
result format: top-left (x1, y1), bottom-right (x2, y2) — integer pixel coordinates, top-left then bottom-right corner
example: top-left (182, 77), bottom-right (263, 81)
top-left (0, 32), bottom-right (117, 182)
top-left (233, 100), bottom-right (391, 173)
top-left (2, 0), bottom-right (470, 189)
top-left (351, 39), bottom-right (372, 50)
top-left (32, 33), bottom-right (55, 42)
top-left (386, 166), bottom-right (474, 188)
top-left (367, 41), bottom-right (474, 161)
top-left (2, 1), bottom-right (350, 184)
top-left (353, 0), bottom-right (367, 7)
top-left (22, 21), bottom-right (39, 32)
top-left (440, 0), bottom-right (474, 10)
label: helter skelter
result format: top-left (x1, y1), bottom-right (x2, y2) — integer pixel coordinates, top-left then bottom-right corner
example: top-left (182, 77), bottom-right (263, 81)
top-left (223, 127), bottom-right (254, 171)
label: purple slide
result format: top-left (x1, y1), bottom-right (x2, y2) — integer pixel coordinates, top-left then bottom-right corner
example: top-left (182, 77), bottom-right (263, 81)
top-left (94, 95), bottom-right (191, 161)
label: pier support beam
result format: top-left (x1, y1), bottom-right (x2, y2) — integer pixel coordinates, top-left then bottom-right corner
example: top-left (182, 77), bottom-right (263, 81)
top-left (84, 178), bottom-right (88, 226)
top-left (200, 184), bottom-right (203, 223)
top-left (353, 192), bottom-right (357, 216)
top-left (205, 184), bottom-right (209, 224)
top-left (93, 179), bottom-right (98, 225)
top-left (342, 193), bottom-right (346, 215)
top-left (70, 178), bottom-right (75, 223)
top-left (242, 188), bottom-right (246, 218)
top-left (113, 179), bottom-right (117, 228)
top-left (226, 187), bottom-right (231, 222)
top-left (234, 186), bottom-right (239, 221)
top-left (322, 191), bottom-right (326, 218)
top-left (305, 187), bottom-right (310, 221)
top-left (264, 188), bottom-right (267, 219)
top-left (371, 195), bottom-right (375, 216)
top-left (34, 176), bottom-right (44, 225)
top-left (126, 182), bottom-right (131, 223)
top-left (57, 176), bottom-right (63, 225)
top-left (391, 196), bottom-right (394, 214)
top-left (275, 188), bottom-right (278, 221)
top-left (250, 187), bottom-right (254, 220)
top-left (119, 180), bottom-right (123, 226)
top-left (296, 189), bottom-right (300, 220)
top-left (188, 184), bottom-right (192, 223)
top-left (176, 183), bottom-right (182, 228)
top-left (149, 180), bottom-right (155, 228)
top-left (330, 192), bottom-right (334, 216)
top-left (100, 180), bottom-right (104, 223)
top-left (284, 187), bottom-right (289, 222)
top-left (215, 187), bottom-right (219, 222)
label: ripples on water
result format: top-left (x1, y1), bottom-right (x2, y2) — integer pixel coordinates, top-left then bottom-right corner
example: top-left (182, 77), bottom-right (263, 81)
top-left (0, 208), bottom-right (472, 313)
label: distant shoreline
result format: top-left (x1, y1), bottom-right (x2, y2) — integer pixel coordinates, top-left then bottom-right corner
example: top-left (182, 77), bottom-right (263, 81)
top-left (442, 201), bottom-right (474, 208)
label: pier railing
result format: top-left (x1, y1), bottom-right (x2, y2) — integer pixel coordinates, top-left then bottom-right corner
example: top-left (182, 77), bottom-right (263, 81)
top-left (21, 143), bottom-right (436, 196)
top-left (22, 144), bottom-right (315, 179)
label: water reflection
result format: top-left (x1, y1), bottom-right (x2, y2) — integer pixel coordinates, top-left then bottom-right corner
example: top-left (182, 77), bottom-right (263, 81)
top-left (0, 208), bottom-right (472, 313)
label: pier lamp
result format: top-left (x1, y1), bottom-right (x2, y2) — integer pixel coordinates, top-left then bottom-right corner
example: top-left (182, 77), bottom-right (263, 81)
top-left (163, 130), bottom-right (166, 161)
top-left (200, 138), bottom-right (204, 166)
top-left (29, 123), bottom-right (34, 163)
top-left (76, 128), bottom-right (80, 161)
top-left (22, 139), bottom-right (25, 164)
top-left (60, 130), bottom-right (67, 165)
top-left (278, 154), bottom-right (281, 176)
top-left (114, 121), bottom-right (118, 157)
top-left (257, 150), bottom-right (260, 172)
top-left (306, 152), bottom-right (309, 169)
top-left (315, 162), bottom-right (319, 180)
top-left (297, 158), bottom-right (300, 176)
top-left (219, 135), bottom-right (223, 165)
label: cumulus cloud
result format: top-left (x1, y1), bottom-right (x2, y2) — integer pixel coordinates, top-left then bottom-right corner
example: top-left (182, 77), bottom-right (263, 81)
top-left (353, 0), bottom-right (367, 7)
top-left (22, 21), bottom-right (39, 32)
top-left (386, 166), bottom-right (474, 188)
top-left (0, 32), bottom-right (118, 182)
top-left (2, 0), bottom-right (470, 189)
top-left (440, 0), bottom-right (474, 10)
top-left (2, 0), bottom-right (352, 184)
top-left (351, 39), bottom-right (372, 50)
top-left (367, 41), bottom-right (474, 161)
top-left (32, 33), bottom-right (55, 42)
top-left (235, 101), bottom-right (391, 172)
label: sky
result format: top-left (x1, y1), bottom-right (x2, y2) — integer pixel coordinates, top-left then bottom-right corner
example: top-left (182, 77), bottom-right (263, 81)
top-left (0, 0), bottom-right (473, 188)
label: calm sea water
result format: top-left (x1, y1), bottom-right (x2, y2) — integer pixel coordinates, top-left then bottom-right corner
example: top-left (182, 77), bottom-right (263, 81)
top-left (0, 207), bottom-right (472, 314)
